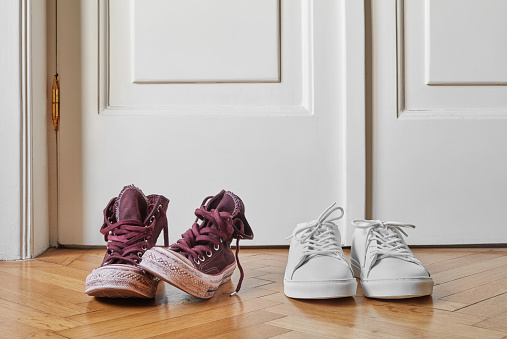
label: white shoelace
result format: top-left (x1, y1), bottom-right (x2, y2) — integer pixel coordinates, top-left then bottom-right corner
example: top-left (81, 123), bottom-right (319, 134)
top-left (288, 203), bottom-right (346, 263)
top-left (351, 220), bottom-right (421, 268)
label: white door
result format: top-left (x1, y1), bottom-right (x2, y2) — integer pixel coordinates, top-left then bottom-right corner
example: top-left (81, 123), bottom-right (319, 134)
top-left (57, 0), bottom-right (364, 246)
top-left (370, 0), bottom-right (507, 244)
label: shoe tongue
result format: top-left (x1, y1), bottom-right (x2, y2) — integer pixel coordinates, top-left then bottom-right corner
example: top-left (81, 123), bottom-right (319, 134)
top-left (214, 191), bottom-right (238, 216)
top-left (114, 185), bottom-right (149, 222)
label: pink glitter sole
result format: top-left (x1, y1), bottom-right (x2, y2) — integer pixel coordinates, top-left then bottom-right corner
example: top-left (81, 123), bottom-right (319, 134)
top-left (140, 247), bottom-right (236, 299)
top-left (85, 264), bottom-right (158, 298)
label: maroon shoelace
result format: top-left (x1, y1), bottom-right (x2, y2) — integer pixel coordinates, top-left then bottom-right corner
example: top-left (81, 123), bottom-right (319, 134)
top-left (101, 202), bottom-right (168, 266)
top-left (170, 196), bottom-right (246, 295)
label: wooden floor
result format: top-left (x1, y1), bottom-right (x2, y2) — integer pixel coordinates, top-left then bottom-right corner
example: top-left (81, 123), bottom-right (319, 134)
top-left (1, 248), bottom-right (507, 338)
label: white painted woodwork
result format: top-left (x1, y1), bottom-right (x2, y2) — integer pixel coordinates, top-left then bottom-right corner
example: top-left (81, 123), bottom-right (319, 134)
top-left (57, 0), bottom-right (365, 246)
top-left (133, 0), bottom-right (280, 83)
top-left (47, 0), bottom-right (58, 248)
top-left (343, 1), bottom-right (366, 244)
top-left (402, 0), bottom-right (507, 113)
top-left (0, 0), bottom-right (49, 260)
top-left (107, 0), bottom-right (309, 115)
top-left (0, 0), bottom-right (23, 260)
top-left (32, 0), bottom-right (50, 256)
top-left (370, 0), bottom-right (507, 244)
top-left (427, 0), bottom-right (507, 85)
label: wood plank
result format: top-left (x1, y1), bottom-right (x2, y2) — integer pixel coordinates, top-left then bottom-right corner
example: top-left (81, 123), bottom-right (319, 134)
top-left (35, 248), bottom-right (85, 266)
top-left (457, 292), bottom-right (507, 318)
top-left (0, 298), bottom-right (81, 332)
top-left (0, 282), bottom-right (96, 318)
top-left (67, 258), bottom-right (103, 272)
top-left (29, 332), bottom-right (64, 338)
top-left (427, 251), bottom-right (506, 275)
top-left (378, 280), bottom-right (469, 312)
top-left (207, 323), bottom-right (290, 339)
top-left (57, 298), bottom-right (281, 338)
top-left (412, 248), bottom-right (489, 266)
top-left (437, 266), bottom-right (507, 297)
top-left (148, 309), bottom-right (286, 339)
top-left (0, 262), bottom-right (87, 294)
top-left (0, 319), bottom-right (51, 339)
top-left (270, 330), bottom-right (329, 339)
top-left (267, 314), bottom-right (403, 338)
top-left (261, 292), bottom-right (485, 326)
top-left (254, 273), bottom-right (285, 283)
top-left (229, 276), bottom-right (275, 290)
top-left (474, 313), bottom-right (507, 333)
top-left (258, 282), bottom-right (284, 293)
top-left (267, 309), bottom-right (504, 339)
top-left (255, 264), bottom-right (289, 274)
top-left (68, 286), bottom-right (277, 324)
top-left (431, 255), bottom-right (507, 285)
top-left (0, 268), bottom-right (94, 308)
top-left (441, 277), bottom-right (507, 305)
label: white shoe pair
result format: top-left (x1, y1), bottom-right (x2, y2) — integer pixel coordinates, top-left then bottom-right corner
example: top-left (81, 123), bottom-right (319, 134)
top-left (284, 204), bottom-right (434, 299)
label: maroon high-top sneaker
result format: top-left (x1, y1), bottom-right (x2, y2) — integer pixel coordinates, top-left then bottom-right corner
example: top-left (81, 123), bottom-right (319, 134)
top-left (85, 185), bottom-right (169, 298)
top-left (140, 190), bottom-right (253, 299)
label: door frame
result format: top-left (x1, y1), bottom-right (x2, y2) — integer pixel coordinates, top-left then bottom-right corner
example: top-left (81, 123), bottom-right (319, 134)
top-left (342, 0), bottom-right (366, 244)
top-left (0, 0), bottom-right (54, 260)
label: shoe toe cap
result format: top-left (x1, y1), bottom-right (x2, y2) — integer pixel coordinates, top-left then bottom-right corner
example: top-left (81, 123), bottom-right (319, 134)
top-left (367, 258), bottom-right (430, 280)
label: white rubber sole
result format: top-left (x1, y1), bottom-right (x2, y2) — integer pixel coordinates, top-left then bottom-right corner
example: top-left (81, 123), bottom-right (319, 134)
top-left (352, 264), bottom-right (434, 299)
top-left (284, 278), bottom-right (357, 299)
top-left (140, 247), bottom-right (235, 299)
top-left (85, 265), bottom-right (158, 298)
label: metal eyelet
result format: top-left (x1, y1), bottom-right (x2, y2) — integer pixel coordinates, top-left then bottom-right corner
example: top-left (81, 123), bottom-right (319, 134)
top-left (137, 252), bottom-right (143, 258)
top-left (206, 251), bottom-right (212, 257)
top-left (214, 243), bottom-right (220, 251)
top-left (193, 257), bottom-right (200, 265)
top-left (150, 215), bottom-right (155, 223)
top-left (142, 245), bottom-right (147, 250)
top-left (134, 259), bottom-right (139, 264)
top-left (157, 204), bottom-right (162, 212)
top-left (198, 255), bottom-right (205, 262)
top-left (144, 238), bottom-right (148, 242)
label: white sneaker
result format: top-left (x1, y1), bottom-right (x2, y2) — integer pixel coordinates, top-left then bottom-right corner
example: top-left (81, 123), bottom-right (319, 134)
top-left (284, 203), bottom-right (357, 299)
top-left (350, 220), bottom-right (434, 299)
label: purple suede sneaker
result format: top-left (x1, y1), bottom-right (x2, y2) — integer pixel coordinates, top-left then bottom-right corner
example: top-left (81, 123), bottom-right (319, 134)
top-left (140, 190), bottom-right (253, 299)
top-left (85, 185), bottom-right (169, 298)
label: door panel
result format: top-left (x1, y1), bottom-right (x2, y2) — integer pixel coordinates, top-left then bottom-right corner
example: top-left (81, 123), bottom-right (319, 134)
top-left (105, 0), bottom-right (308, 113)
top-left (402, 0), bottom-right (507, 111)
top-left (371, 0), bottom-right (507, 244)
top-left (58, 0), bottom-right (364, 246)
top-left (427, 0), bottom-right (507, 85)
top-left (132, 0), bottom-right (280, 83)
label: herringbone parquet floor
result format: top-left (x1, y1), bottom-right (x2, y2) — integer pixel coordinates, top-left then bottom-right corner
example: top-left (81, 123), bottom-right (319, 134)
top-left (1, 247), bottom-right (507, 338)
